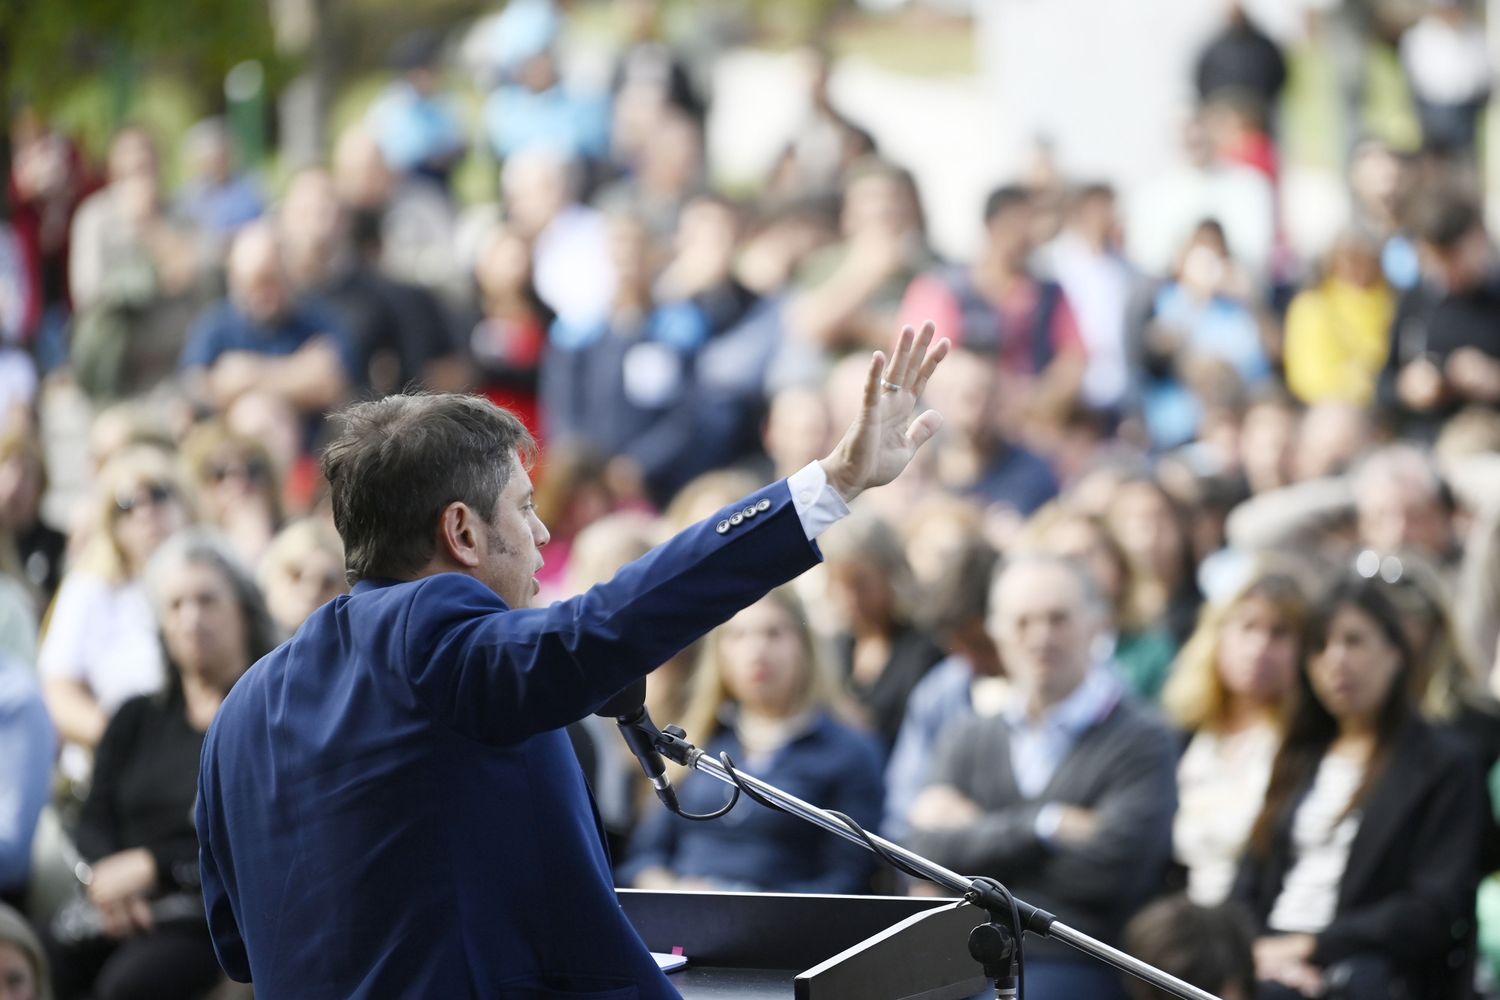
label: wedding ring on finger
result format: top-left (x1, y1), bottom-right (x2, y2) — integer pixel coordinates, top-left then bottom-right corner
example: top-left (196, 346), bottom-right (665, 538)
top-left (879, 379), bottom-right (901, 393)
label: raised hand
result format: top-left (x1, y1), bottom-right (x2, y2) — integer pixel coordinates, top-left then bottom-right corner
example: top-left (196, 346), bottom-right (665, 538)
top-left (820, 322), bottom-right (950, 502)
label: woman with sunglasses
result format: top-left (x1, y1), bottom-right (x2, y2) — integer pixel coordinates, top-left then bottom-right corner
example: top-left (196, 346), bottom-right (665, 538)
top-left (257, 517), bottom-right (347, 639)
top-left (180, 421), bottom-right (284, 569)
top-left (1234, 576), bottom-right (1481, 1000)
top-left (39, 447), bottom-right (193, 753)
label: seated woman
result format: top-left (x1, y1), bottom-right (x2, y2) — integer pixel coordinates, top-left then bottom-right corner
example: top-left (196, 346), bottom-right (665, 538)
top-left (1163, 570), bottom-right (1307, 906)
top-left (819, 515), bottom-right (945, 749)
top-left (620, 588), bottom-right (884, 894)
top-left (40, 446), bottom-right (193, 755)
top-left (48, 531), bottom-right (277, 1000)
top-left (180, 421), bottom-right (285, 569)
top-left (258, 517), bottom-right (347, 639)
top-left (1234, 577), bottom-right (1481, 1000)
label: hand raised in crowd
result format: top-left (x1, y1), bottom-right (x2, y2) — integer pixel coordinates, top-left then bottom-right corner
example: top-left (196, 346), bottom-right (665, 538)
top-left (820, 321), bottom-right (949, 503)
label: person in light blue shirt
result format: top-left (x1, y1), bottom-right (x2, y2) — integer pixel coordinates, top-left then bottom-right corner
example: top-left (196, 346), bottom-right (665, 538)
top-left (176, 119), bottom-right (264, 251)
top-left (1138, 219), bottom-right (1272, 450)
top-left (367, 33), bottom-right (468, 190)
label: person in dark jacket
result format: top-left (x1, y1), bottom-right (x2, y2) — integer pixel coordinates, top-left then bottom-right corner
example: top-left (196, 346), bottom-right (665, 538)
top-left (48, 530), bottom-right (275, 1000)
top-left (1194, 1), bottom-right (1287, 117)
top-left (1235, 576), bottom-right (1481, 999)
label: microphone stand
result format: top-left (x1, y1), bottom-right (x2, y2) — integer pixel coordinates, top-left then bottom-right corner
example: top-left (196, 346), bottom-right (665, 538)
top-left (634, 716), bottom-right (1221, 1000)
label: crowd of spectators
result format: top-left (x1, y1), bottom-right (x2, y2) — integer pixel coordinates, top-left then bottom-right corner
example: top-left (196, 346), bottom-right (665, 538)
top-left (2, 0), bottom-right (1500, 997)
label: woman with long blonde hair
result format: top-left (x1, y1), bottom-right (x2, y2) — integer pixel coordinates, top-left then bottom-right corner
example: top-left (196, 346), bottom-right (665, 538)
top-left (1163, 569), bottom-right (1308, 907)
top-left (620, 587), bottom-right (884, 894)
top-left (39, 446), bottom-right (194, 751)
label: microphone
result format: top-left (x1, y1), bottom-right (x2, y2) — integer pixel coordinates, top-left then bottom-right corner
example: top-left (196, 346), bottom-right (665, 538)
top-left (597, 678), bottom-right (680, 814)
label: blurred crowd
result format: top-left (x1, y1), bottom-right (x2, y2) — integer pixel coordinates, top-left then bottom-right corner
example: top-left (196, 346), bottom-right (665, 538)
top-left (2, 0), bottom-right (1500, 997)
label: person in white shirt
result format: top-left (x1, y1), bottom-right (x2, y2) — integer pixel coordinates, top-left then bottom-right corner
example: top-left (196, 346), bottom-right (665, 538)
top-left (1235, 576), bottom-right (1481, 1000)
top-left (1037, 184), bottom-right (1140, 413)
top-left (1163, 570), bottom-right (1308, 906)
top-left (1400, 0), bottom-right (1492, 158)
top-left (39, 447), bottom-right (192, 752)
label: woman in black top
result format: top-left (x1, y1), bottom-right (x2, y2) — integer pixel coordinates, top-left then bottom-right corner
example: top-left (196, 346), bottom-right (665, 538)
top-left (50, 529), bottom-right (276, 1000)
top-left (819, 514), bottom-right (944, 749)
top-left (1235, 577), bottom-right (1481, 1000)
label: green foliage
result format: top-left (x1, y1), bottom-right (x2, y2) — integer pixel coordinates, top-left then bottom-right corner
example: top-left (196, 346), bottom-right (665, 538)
top-left (1, 0), bottom-right (276, 119)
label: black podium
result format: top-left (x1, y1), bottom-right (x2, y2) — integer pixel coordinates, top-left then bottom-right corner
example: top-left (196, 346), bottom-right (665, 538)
top-left (617, 890), bottom-right (992, 1000)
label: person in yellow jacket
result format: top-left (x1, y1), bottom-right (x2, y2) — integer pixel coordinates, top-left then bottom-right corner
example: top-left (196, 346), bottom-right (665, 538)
top-left (1283, 232), bottom-right (1394, 405)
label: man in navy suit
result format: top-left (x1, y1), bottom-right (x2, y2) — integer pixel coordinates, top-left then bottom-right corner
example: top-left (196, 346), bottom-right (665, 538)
top-left (197, 325), bottom-right (949, 997)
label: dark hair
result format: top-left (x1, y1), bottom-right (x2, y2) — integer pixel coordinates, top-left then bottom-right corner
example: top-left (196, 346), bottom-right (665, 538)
top-left (1189, 217), bottom-right (1228, 251)
top-left (983, 184), bottom-right (1031, 225)
top-left (1110, 473), bottom-right (1203, 634)
top-left (321, 394), bottom-right (535, 584)
top-left (1410, 190), bottom-right (1482, 250)
top-left (1122, 895), bottom-right (1254, 1000)
top-left (1247, 576), bottom-right (1414, 858)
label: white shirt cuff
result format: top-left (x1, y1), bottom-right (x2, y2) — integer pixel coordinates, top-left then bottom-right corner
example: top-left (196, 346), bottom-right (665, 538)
top-left (788, 461), bottom-right (851, 541)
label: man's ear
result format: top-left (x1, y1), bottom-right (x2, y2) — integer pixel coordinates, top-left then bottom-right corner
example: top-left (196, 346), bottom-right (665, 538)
top-left (436, 502), bottom-right (483, 569)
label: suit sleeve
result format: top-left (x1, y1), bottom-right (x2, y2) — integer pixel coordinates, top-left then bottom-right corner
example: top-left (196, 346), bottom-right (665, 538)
top-left (1312, 748), bottom-right (1482, 967)
top-left (197, 733), bottom-right (251, 982)
top-left (617, 799), bottom-right (681, 886)
top-left (401, 481), bottom-right (822, 744)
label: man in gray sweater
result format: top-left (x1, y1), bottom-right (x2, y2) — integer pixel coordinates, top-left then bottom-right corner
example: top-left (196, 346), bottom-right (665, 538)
top-left (907, 554), bottom-right (1177, 1000)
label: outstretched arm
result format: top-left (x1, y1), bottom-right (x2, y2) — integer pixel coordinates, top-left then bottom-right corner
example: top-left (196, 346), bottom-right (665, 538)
top-left (405, 324), bottom-right (952, 743)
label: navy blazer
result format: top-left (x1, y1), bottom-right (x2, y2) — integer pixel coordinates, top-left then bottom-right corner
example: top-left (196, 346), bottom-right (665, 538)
top-left (1233, 719), bottom-right (1481, 993)
top-left (198, 480), bottom-right (820, 999)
